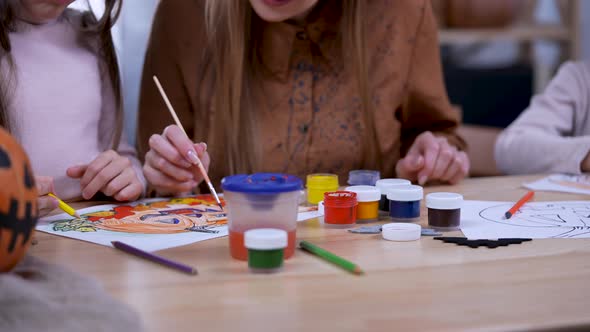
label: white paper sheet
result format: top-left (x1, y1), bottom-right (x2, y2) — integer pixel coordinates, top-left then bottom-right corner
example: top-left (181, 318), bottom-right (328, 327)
top-left (37, 197), bottom-right (229, 252)
top-left (37, 197), bottom-right (324, 252)
top-left (297, 206), bottom-right (323, 222)
top-left (524, 174), bottom-right (590, 195)
top-left (460, 200), bottom-right (590, 239)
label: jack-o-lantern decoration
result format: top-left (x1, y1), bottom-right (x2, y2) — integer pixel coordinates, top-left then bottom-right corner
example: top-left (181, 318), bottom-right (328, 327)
top-left (0, 127), bottom-right (38, 272)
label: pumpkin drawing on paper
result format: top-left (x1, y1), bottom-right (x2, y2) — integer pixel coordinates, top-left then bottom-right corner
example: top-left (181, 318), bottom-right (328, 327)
top-left (0, 127), bottom-right (38, 272)
top-left (50, 196), bottom-right (227, 234)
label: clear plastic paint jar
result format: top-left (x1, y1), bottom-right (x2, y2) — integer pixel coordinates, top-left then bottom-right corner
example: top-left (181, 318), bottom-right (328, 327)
top-left (244, 228), bottom-right (287, 273)
top-left (323, 191), bottom-right (358, 226)
top-left (306, 174), bottom-right (339, 204)
top-left (387, 185), bottom-right (424, 222)
top-left (344, 185), bottom-right (381, 222)
top-left (222, 173), bottom-right (302, 261)
top-left (375, 178), bottom-right (412, 212)
top-left (426, 192), bottom-right (463, 231)
top-left (347, 170), bottom-right (380, 186)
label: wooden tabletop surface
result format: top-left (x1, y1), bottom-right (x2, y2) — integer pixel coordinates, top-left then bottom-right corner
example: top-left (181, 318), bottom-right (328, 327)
top-left (30, 175), bottom-right (590, 332)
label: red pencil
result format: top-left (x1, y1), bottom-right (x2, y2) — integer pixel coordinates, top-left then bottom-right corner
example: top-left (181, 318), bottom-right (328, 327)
top-left (505, 191), bottom-right (535, 219)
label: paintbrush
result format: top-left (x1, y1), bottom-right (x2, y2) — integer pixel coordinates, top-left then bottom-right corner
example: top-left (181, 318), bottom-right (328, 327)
top-left (152, 75), bottom-right (223, 211)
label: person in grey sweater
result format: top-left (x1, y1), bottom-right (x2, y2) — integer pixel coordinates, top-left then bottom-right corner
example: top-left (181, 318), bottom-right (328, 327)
top-left (495, 61), bottom-right (590, 175)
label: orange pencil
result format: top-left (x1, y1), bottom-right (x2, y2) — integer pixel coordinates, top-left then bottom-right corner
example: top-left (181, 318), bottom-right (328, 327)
top-left (505, 191), bottom-right (535, 219)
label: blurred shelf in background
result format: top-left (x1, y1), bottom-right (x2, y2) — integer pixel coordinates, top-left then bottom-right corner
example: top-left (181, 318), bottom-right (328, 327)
top-left (434, 0), bottom-right (581, 93)
top-left (439, 25), bottom-right (571, 44)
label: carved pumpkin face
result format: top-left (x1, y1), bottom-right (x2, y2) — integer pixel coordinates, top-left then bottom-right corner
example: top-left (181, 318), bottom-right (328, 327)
top-left (0, 127), bottom-right (38, 272)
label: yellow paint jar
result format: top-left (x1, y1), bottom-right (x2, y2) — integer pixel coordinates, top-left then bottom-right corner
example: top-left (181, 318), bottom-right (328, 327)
top-left (344, 185), bottom-right (381, 221)
top-left (306, 174), bottom-right (339, 204)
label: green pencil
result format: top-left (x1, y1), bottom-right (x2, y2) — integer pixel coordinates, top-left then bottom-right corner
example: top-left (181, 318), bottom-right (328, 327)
top-left (299, 240), bottom-right (364, 275)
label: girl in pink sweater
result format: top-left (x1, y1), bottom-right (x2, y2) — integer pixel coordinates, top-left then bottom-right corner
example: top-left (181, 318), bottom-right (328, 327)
top-left (495, 61), bottom-right (590, 175)
top-left (0, 0), bottom-right (145, 216)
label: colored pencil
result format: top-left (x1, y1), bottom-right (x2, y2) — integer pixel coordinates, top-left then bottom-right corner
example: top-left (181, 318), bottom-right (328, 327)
top-left (48, 193), bottom-right (81, 218)
top-left (299, 240), bottom-right (364, 275)
top-left (152, 75), bottom-right (223, 211)
top-left (504, 191), bottom-right (535, 219)
top-left (111, 241), bottom-right (198, 275)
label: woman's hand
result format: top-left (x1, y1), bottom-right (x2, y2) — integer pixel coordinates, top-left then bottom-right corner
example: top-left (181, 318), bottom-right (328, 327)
top-left (143, 125), bottom-right (210, 195)
top-left (36, 176), bottom-right (58, 217)
top-left (395, 131), bottom-right (469, 185)
top-left (66, 150), bottom-right (143, 201)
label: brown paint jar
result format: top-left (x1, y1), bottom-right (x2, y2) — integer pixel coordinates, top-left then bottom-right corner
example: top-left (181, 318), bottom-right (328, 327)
top-left (426, 193), bottom-right (463, 231)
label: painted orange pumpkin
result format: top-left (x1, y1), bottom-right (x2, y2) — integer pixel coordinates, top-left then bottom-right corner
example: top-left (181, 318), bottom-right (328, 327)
top-left (0, 127), bottom-right (38, 272)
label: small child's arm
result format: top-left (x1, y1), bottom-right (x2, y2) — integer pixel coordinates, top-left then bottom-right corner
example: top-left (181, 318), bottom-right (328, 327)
top-left (495, 61), bottom-right (590, 175)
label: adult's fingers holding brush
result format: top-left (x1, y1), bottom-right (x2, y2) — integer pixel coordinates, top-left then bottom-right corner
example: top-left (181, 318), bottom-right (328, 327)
top-left (145, 149), bottom-right (194, 182)
top-left (143, 163), bottom-right (198, 195)
top-left (163, 125), bottom-right (202, 166)
top-left (148, 132), bottom-right (192, 169)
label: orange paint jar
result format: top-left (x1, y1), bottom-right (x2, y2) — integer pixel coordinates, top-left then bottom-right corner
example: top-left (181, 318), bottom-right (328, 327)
top-left (344, 185), bottom-right (381, 222)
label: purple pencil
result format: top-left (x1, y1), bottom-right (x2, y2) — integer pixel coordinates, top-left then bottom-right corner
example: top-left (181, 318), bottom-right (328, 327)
top-left (111, 241), bottom-right (198, 275)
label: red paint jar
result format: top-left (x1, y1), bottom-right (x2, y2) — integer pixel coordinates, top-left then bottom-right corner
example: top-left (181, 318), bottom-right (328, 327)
top-left (323, 191), bottom-right (358, 226)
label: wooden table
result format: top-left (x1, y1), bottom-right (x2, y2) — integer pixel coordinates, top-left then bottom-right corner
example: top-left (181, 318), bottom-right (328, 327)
top-left (30, 175), bottom-right (590, 332)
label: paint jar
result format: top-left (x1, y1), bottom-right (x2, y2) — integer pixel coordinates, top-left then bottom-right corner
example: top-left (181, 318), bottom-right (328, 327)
top-left (375, 178), bottom-right (412, 212)
top-left (387, 185), bottom-right (423, 222)
top-left (344, 185), bottom-right (381, 222)
top-left (347, 170), bottom-right (380, 186)
top-left (323, 191), bottom-right (358, 227)
top-left (222, 173), bottom-right (302, 261)
top-left (244, 228), bottom-right (287, 273)
top-left (426, 192), bottom-right (463, 231)
top-left (306, 174), bottom-right (339, 204)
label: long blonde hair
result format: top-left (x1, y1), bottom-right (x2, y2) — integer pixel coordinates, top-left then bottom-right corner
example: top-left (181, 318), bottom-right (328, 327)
top-left (202, 0), bottom-right (379, 176)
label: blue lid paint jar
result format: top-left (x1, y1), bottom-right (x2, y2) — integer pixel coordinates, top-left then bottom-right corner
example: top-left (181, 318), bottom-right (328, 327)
top-left (221, 173), bottom-right (302, 261)
top-left (387, 185), bottom-right (423, 222)
top-left (347, 170), bottom-right (380, 186)
top-left (375, 178), bottom-right (412, 212)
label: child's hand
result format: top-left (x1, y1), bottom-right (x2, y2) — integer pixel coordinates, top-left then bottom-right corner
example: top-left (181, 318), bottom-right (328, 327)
top-left (66, 150), bottom-right (143, 201)
top-left (395, 131), bottom-right (470, 185)
top-left (36, 176), bottom-right (58, 217)
top-left (143, 125), bottom-right (210, 195)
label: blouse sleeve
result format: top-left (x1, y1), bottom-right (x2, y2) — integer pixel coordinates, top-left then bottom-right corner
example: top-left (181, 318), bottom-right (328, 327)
top-left (399, 0), bottom-right (466, 155)
top-left (136, 0), bottom-right (198, 163)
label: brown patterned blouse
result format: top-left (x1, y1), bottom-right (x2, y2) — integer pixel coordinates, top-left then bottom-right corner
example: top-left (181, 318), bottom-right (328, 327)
top-left (137, 0), bottom-right (465, 186)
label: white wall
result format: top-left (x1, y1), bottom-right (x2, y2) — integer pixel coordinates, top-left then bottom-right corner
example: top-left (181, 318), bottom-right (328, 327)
top-left (70, 0), bottom-right (159, 144)
top-left (119, 0), bottom-right (159, 145)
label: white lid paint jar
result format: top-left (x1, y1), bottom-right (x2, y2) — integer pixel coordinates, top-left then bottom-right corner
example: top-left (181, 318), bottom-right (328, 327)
top-left (344, 185), bottom-right (381, 222)
top-left (244, 228), bottom-right (288, 273)
top-left (375, 178), bottom-right (412, 212)
top-left (387, 185), bottom-right (423, 222)
top-left (426, 192), bottom-right (463, 231)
